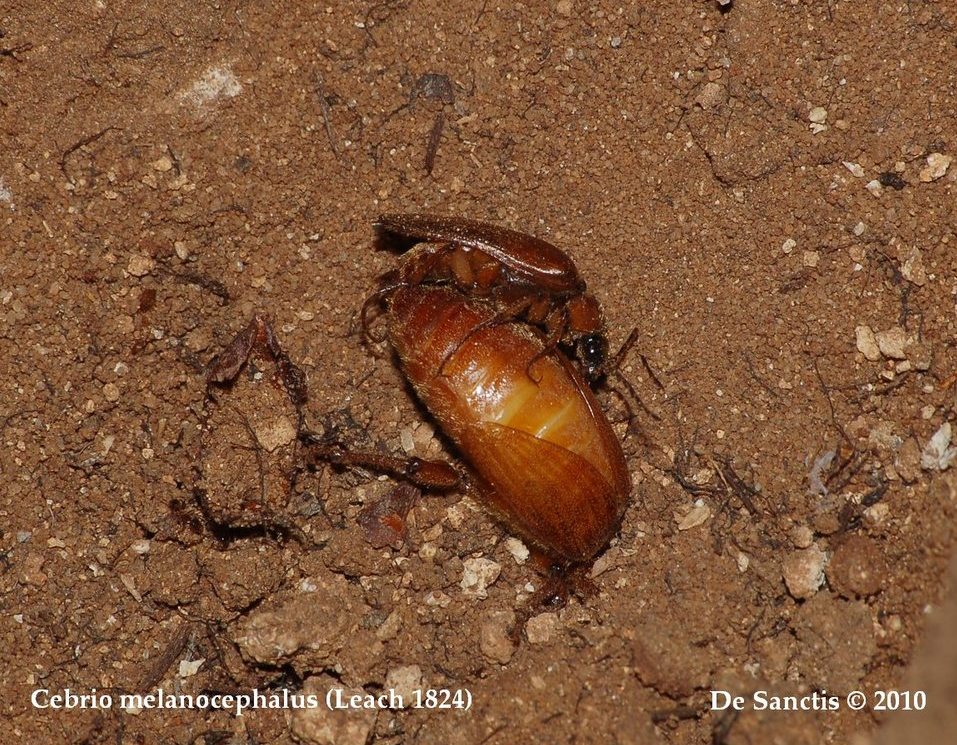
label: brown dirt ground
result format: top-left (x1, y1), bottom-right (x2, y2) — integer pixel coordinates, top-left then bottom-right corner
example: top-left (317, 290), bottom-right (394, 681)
top-left (2, 1), bottom-right (957, 743)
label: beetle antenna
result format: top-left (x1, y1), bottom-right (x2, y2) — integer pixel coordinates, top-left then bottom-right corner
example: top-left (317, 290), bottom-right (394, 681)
top-left (610, 326), bottom-right (640, 371)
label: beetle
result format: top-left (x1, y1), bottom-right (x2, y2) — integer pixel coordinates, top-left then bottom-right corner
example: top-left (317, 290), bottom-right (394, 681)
top-left (369, 214), bottom-right (614, 384)
top-left (349, 280), bottom-right (631, 565)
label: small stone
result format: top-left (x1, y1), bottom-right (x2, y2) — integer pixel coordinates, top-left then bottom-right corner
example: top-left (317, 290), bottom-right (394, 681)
top-left (151, 155), bottom-right (174, 172)
top-left (130, 539), bottom-right (151, 555)
top-left (908, 340), bottom-right (932, 371)
top-left (255, 415), bottom-right (297, 452)
top-left (790, 525), bottom-right (814, 549)
top-left (827, 535), bottom-right (885, 598)
top-left (855, 325), bottom-right (880, 361)
top-left (127, 254), bottom-right (155, 277)
top-left (424, 590), bottom-right (451, 607)
top-left (676, 503), bottom-right (711, 530)
top-left (695, 82), bottom-right (725, 110)
top-left (590, 547), bottom-right (621, 578)
top-left (178, 658), bottom-right (204, 678)
top-left (480, 610), bottom-right (516, 664)
top-left (894, 437), bottom-right (922, 483)
top-left (21, 552), bottom-right (47, 585)
top-left (460, 557), bottom-right (502, 599)
top-left (898, 245), bottom-right (927, 286)
top-left (503, 537), bottom-right (529, 564)
top-left (400, 428), bottom-right (415, 454)
top-left (863, 502), bottom-right (889, 526)
top-left (736, 552), bottom-right (750, 572)
top-left (802, 250), bottom-right (820, 267)
top-left (843, 161), bottom-right (865, 178)
top-left (556, 0), bottom-right (572, 15)
top-left (875, 326), bottom-right (908, 360)
top-left (783, 544), bottom-right (828, 600)
top-left (921, 405), bottom-right (936, 420)
top-left (808, 106), bottom-right (828, 124)
top-left (852, 222), bottom-right (866, 236)
top-left (921, 422), bottom-right (957, 471)
top-left (103, 382), bottom-right (121, 402)
top-left (918, 152), bottom-right (952, 182)
top-left (385, 665), bottom-right (422, 707)
top-left (809, 123), bottom-right (828, 135)
top-left (782, 237), bottom-right (797, 254)
top-left (288, 676), bottom-right (375, 745)
top-left (866, 179), bottom-right (883, 196)
top-left (525, 612), bottom-right (559, 644)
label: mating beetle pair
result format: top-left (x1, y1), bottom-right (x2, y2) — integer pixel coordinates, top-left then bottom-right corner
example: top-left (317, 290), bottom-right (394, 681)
top-left (210, 215), bottom-right (634, 569)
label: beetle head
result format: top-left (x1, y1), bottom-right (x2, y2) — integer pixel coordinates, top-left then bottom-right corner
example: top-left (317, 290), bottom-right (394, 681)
top-left (565, 294), bottom-right (608, 383)
top-left (576, 332), bottom-right (609, 383)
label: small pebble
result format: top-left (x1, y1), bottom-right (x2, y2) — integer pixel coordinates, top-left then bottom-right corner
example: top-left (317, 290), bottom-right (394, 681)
top-left (504, 537), bottom-right (529, 565)
top-left (151, 155), bottom-right (174, 173)
top-left (525, 612), bottom-right (559, 644)
top-left (460, 557), bottom-right (502, 599)
top-left (808, 106), bottom-right (828, 124)
top-left (255, 415), bottom-right (297, 452)
top-left (782, 237), bottom-right (797, 254)
top-left (424, 590), bottom-right (452, 607)
top-left (898, 246), bottom-right (927, 286)
top-left (385, 665), bottom-right (423, 708)
top-left (843, 161), bottom-right (865, 178)
top-left (828, 535), bottom-right (885, 598)
top-left (783, 544), bottom-right (828, 600)
top-left (875, 326), bottom-right (908, 360)
top-left (676, 503), bottom-right (711, 530)
top-left (695, 82), bottom-right (725, 110)
top-left (289, 677), bottom-right (375, 745)
top-left (178, 658), bottom-right (204, 678)
top-left (480, 610), bottom-right (516, 664)
top-left (855, 325), bottom-right (880, 361)
top-left (921, 422), bottom-right (957, 471)
top-left (400, 428), bottom-right (415, 454)
top-left (127, 254), bottom-right (155, 277)
top-left (802, 250), bottom-right (820, 268)
top-left (790, 525), bottom-right (815, 549)
top-left (130, 539), bottom-right (151, 555)
top-left (863, 502), bottom-right (889, 526)
top-left (918, 152), bottom-right (952, 182)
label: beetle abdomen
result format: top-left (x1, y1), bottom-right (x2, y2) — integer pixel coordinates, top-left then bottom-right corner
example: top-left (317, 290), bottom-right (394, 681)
top-left (388, 286), bottom-right (629, 562)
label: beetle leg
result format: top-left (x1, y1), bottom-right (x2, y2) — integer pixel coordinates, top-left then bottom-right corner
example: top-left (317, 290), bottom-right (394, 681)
top-left (398, 241), bottom-right (455, 285)
top-left (301, 432), bottom-right (461, 491)
top-left (508, 558), bottom-right (598, 643)
top-left (361, 277), bottom-right (406, 346)
top-left (523, 304), bottom-right (568, 383)
top-left (206, 314), bottom-right (307, 406)
top-left (604, 329), bottom-right (662, 426)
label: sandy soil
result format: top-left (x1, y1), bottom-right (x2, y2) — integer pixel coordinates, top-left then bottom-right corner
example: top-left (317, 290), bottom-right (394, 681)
top-left (2, 1), bottom-right (956, 743)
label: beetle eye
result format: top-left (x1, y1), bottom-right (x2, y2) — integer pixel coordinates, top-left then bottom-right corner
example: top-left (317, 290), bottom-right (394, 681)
top-left (578, 334), bottom-right (608, 379)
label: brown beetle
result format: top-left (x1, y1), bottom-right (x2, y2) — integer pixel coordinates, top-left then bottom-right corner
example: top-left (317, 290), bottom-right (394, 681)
top-left (375, 283), bottom-right (630, 563)
top-left (369, 214), bottom-right (614, 383)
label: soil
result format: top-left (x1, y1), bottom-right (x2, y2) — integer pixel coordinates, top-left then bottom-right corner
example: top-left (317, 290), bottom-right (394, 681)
top-left (2, 1), bottom-right (956, 744)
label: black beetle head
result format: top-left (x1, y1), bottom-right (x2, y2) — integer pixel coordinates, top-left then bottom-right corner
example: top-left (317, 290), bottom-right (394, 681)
top-left (577, 333), bottom-right (609, 383)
